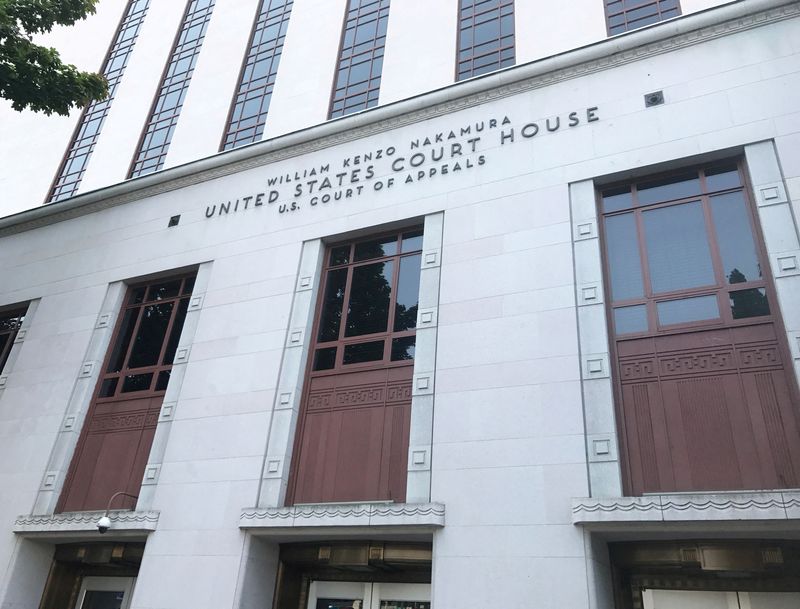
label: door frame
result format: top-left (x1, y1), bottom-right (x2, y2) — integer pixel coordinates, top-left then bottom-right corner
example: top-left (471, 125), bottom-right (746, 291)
top-left (307, 581), bottom-right (431, 609)
top-left (74, 576), bottom-right (136, 609)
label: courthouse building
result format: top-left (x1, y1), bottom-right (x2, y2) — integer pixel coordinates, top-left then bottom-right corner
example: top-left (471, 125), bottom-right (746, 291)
top-left (2, 0), bottom-right (800, 607)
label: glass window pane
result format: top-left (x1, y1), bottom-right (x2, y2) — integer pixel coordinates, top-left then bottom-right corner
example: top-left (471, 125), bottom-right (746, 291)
top-left (705, 166), bottom-right (741, 191)
top-left (394, 254), bottom-right (421, 331)
top-left (127, 302), bottom-right (174, 368)
top-left (614, 304), bottom-right (648, 334)
top-left (162, 297), bottom-right (189, 365)
top-left (316, 600), bottom-right (362, 609)
top-left (343, 340), bottom-right (385, 364)
top-left (155, 369), bottom-right (171, 391)
top-left (602, 187), bottom-right (634, 213)
top-left (121, 372), bottom-right (154, 393)
top-left (637, 173), bottom-right (701, 205)
top-left (147, 279), bottom-right (181, 301)
top-left (182, 276), bottom-right (196, 295)
top-left (391, 336), bottom-right (416, 361)
top-left (129, 287), bottom-right (146, 304)
top-left (345, 261), bottom-right (393, 337)
top-left (318, 269), bottom-right (348, 342)
top-left (643, 201), bottom-right (715, 293)
top-left (657, 295), bottom-right (719, 326)
top-left (354, 237), bottom-right (398, 261)
top-left (106, 308), bottom-right (139, 372)
top-left (99, 377), bottom-right (118, 398)
top-left (379, 602), bottom-right (429, 609)
top-left (80, 590), bottom-right (125, 609)
top-left (730, 288), bottom-right (770, 319)
top-left (401, 229), bottom-right (424, 252)
top-left (604, 213), bottom-right (644, 301)
top-left (710, 191), bottom-right (761, 284)
top-left (330, 245), bottom-right (350, 266)
top-left (313, 347), bottom-right (337, 371)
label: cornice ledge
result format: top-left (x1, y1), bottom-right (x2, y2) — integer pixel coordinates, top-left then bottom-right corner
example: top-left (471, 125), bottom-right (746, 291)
top-left (0, 0), bottom-right (797, 236)
top-left (239, 502), bottom-right (445, 529)
top-left (573, 491), bottom-right (800, 524)
top-left (14, 510), bottom-right (159, 534)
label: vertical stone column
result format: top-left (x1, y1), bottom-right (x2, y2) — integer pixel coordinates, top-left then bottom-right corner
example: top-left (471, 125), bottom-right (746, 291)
top-left (32, 284), bottom-right (126, 515)
top-left (745, 141), bottom-right (800, 388)
top-left (257, 239), bottom-right (324, 508)
top-left (569, 179), bottom-right (623, 498)
top-left (406, 212), bottom-right (444, 504)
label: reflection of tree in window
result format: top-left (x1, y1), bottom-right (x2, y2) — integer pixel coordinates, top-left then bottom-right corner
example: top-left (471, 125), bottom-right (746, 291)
top-left (346, 262), bottom-right (393, 337)
top-left (729, 273), bottom-right (770, 320)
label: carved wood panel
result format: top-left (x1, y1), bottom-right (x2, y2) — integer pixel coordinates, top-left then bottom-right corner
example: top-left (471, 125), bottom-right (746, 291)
top-left (58, 275), bottom-right (194, 512)
top-left (291, 367), bottom-right (412, 504)
top-left (618, 323), bottom-right (800, 494)
top-left (59, 396), bottom-right (161, 512)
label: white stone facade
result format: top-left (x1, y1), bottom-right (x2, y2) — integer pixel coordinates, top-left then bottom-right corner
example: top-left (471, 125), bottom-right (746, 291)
top-left (0, 1), bottom-right (800, 608)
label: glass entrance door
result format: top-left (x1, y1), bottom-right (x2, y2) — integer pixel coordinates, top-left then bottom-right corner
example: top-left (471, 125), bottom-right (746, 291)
top-left (74, 577), bottom-right (135, 609)
top-left (308, 582), bottom-right (430, 609)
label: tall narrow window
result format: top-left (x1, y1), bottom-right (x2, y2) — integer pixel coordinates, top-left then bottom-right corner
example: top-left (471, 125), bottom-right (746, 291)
top-left (329, 0), bottom-right (390, 119)
top-left (604, 0), bottom-right (680, 35)
top-left (288, 229), bottom-right (423, 505)
top-left (0, 307), bottom-right (27, 374)
top-left (221, 0), bottom-right (293, 151)
top-left (58, 275), bottom-right (195, 512)
top-left (456, 0), bottom-right (515, 81)
top-left (129, 0), bottom-right (215, 178)
top-left (599, 162), bottom-right (800, 496)
top-left (47, 0), bottom-right (150, 202)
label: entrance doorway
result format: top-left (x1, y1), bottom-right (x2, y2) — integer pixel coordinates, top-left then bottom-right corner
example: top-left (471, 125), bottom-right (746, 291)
top-left (643, 590), bottom-right (800, 609)
top-left (308, 582), bottom-right (430, 609)
top-left (74, 577), bottom-right (136, 609)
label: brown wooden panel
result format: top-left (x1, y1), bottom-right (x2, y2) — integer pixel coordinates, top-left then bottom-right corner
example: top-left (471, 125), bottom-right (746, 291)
top-left (59, 397), bottom-right (160, 512)
top-left (617, 324), bottom-right (800, 494)
top-left (601, 164), bottom-right (800, 495)
top-left (58, 275), bottom-right (194, 512)
top-left (291, 368), bottom-right (412, 504)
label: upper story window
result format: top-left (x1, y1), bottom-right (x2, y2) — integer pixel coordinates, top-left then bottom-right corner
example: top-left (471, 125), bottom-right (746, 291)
top-left (129, 0), bottom-right (215, 178)
top-left (601, 164), bottom-right (769, 335)
top-left (311, 229), bottom-right (423, 372)
top-left (0, 307), bottom-right (27, 374)
top-left (48, 0), bottom-right (150, 203)
top-left (329, 0), bottom-right (390, 119)
top-left (604, 0), bottom-right (680, 35)
top-left (456, 0), bottom-right (515, 81)
top-left (98, 275), bottom-right (195, 399)
top-left (599, 162), bottom-right (800, 495)
top-left (221, 0), bottom-right (294, 151)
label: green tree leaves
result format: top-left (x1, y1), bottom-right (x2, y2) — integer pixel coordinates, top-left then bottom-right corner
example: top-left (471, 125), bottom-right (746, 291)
top-left (0, 0), bottom-right (108, 115)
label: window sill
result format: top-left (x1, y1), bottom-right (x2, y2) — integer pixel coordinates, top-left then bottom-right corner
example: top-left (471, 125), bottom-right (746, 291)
top-left (14, 510), bottom-right (159, 538)
top-left (240, 502), bottom-right (444, 535)
top-left (572, 491), bottom-right (800, 527)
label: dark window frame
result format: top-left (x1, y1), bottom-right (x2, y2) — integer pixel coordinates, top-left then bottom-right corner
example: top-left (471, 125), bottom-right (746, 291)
top-left (308, 228), bottom-right (423, 376)
top-left (328, 0), bottom-right (391, 120)
top-left (94, 274), bottom-right (196, 401)
top-left (0, 306), bottom-right (28, 375)
top-left (455, 0), bottom-right (515, 82)
top-left (128, 0), bottom-right (215, 178)
top-left (599, 161), bottom-right (776, 339)
top-left (220, 0), bottom-right (294, 151)
top-left (604, 0), bottom-right (681, 36)
top-left (47, 0), bottom-right (150, 203)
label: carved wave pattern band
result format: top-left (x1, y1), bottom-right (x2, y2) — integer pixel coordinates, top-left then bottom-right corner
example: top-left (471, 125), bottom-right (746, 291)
top-left (240, 502), bottom-right (445, 526)
top-left (572, 492), bottom-right (800, 523)
top-left (15, 510), bottom-right (159, 529)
